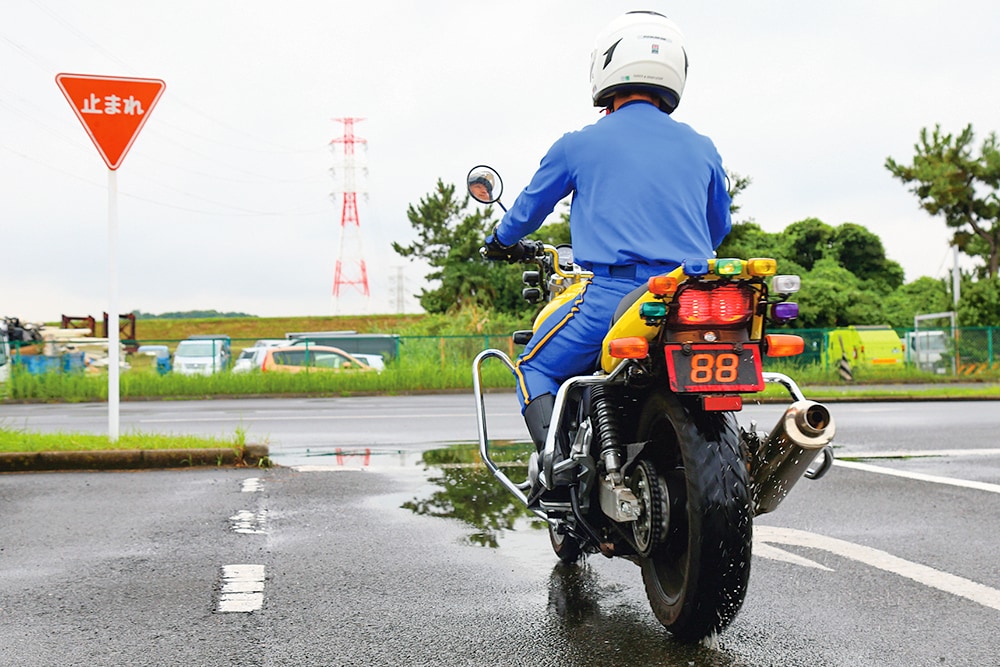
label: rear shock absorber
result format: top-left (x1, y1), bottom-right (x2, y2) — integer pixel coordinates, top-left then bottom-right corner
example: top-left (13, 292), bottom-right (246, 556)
top-left (591, 385), bottom-right (624, 484)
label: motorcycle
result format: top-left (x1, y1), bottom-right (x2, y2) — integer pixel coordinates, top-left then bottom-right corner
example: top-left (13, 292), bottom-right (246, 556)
top-left (467, 165), bottom-right (836, 642)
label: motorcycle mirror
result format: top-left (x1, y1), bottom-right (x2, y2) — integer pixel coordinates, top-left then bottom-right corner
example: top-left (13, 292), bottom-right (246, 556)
top-left (467, 165), bottom-right (504, 205)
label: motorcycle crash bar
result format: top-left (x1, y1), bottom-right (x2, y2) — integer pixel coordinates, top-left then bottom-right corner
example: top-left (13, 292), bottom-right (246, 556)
top-left (472, 348), bottom-right (549, 521)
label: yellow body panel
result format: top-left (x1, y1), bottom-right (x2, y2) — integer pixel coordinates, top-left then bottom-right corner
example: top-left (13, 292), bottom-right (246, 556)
top-left (532, 279), bottom-right (589, 332)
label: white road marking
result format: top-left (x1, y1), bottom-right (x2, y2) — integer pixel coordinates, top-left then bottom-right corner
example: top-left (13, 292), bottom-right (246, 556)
top-left (229, 509), bottom-right (268, 534)
top-left (217, 564), bottom-right (265, 613)
top-left (139, 412), bottom-right (486, 424)
top-left (241, 477), bottom-right (262, 493)
top-left (834, 459), bottom-right (1000, 494)
top-left (755, 526), bottom-right (1000, 612)
top-left (753, 541), bottom-right (833, 571)
top-left (841, 448), bottom-right (1000, 459)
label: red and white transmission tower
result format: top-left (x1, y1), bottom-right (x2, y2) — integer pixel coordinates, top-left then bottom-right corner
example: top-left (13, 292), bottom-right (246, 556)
top-left (329, 117), bottom-right (370, 312)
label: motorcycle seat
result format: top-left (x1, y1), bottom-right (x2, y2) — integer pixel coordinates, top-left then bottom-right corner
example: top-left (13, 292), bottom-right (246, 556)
top-left (612, 283), bottom-right (649, 324)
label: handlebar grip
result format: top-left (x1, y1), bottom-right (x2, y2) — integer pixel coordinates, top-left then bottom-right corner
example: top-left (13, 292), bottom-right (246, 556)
top-left (525, 240), bottom-right (545, 258)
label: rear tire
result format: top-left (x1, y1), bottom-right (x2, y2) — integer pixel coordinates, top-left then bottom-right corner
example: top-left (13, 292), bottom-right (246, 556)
top-left (635, 391), bottom-right (752, 642)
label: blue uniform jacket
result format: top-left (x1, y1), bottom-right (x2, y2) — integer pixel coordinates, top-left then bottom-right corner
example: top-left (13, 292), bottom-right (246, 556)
top-left (494, 101), bottom-right (731, 270)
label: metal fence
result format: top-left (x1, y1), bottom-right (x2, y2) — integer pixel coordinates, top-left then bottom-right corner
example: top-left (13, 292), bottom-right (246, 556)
top-left (765, 327), bottom-right (1000, 376)
top-left (7, 327), bottom-right (1000, 377)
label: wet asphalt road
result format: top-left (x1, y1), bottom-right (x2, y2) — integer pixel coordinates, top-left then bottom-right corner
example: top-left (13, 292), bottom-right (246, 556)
top-left (1, 394), bottom-right (999, 665)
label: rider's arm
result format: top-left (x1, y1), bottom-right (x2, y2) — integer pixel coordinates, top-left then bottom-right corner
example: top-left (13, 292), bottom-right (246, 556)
top-left (706, 160), bottom-right (732, 250)
top-left (494, 137), bottom-right (575, 246)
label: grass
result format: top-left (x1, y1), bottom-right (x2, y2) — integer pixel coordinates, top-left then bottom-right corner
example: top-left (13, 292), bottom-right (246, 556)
top-left (3, 354), bottom-right (517, 402)
top-left (0, 424), bottom-right (250, 454)
top-left (6, 345), bottom-right (999, 404)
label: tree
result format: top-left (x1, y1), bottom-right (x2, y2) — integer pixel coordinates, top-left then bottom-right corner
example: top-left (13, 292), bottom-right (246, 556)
top-left (832, 223), bottom-right (905, 293)
top-left (780, 218), bottom-right (835, 271)
top-left (727, 171), bottom-right (752, 217)
top-left (879, 277), bottom-right (950, 328)
top-left (394, 180), bottom-right (567, 317)
top-left (794, 258), bottom-right (884, 328)
top-left (392, 180), bottom-right (520, 314)
top-left (886, 124), bottom-right (1000, 278)
top-left (716, 221), bottom-right (775, 259)
top-left (958, 278), bottom-right (1000, 327)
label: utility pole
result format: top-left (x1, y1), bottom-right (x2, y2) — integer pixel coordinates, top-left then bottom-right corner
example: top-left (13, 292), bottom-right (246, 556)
top-left (952, 244), bottom-right (961, 306)
top-left (390, 265), bottom-right (406, 314)
top-left (330, 117), bottom-right (370, 312)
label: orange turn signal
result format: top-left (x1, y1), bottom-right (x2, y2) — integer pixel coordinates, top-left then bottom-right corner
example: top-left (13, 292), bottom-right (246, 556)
top-left (647, 275), bottom-right (678, 296)
top-left (765, 334), bottom-right (805, 357)
top-left (608, 336), bottom-right (649, 359)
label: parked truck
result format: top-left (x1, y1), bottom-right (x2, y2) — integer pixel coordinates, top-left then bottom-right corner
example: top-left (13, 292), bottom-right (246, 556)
top-left (825, 325), bottom-right (905, 368)
top-left (905, 330), bottom-right (951, 373)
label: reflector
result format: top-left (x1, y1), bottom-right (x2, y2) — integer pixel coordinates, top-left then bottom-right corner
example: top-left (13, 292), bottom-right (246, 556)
top-left (702, 395), bottom-right (743, 411)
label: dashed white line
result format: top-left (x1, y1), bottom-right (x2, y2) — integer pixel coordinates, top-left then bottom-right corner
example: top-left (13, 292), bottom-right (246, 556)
top-left (217, 564), bottom-right (265, 613)
top-left (241, 477), bottom-right (262, 493)
top-left (229, 509), bottom-right (268, 534)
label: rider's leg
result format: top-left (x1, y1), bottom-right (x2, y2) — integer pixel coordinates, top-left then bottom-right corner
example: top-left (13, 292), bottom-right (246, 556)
top-left (514, 278), bottom-right (636, 452)
top-left (523, 392), bottom-right (555, 453)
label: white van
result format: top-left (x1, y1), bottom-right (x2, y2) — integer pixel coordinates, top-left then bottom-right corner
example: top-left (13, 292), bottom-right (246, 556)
top-left (172, 339), bottom-right (228, 376)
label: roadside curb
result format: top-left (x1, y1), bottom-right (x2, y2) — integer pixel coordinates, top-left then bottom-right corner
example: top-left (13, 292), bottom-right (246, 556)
top-left (0, 444), bottom-right (270, 473)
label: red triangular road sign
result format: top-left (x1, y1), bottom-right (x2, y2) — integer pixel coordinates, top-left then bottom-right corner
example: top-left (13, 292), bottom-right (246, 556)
top-left (55, 73), bottom-right (165, 170)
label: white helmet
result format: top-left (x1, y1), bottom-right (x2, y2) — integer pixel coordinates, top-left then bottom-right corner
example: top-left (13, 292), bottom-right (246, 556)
top-left (590, 11), bottom-right (688, 113)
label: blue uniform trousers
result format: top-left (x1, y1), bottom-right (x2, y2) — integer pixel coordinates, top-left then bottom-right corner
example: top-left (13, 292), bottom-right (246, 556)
top-left (513, 271), bottom-right (654, 412)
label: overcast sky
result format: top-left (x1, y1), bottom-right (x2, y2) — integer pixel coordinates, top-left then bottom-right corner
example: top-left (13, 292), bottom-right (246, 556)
top-left (3, 0), bottom-right (999, 324)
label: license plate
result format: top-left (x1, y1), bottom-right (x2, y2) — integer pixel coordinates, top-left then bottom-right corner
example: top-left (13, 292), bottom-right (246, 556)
top-left (664, 343), bottom-right (764, 393)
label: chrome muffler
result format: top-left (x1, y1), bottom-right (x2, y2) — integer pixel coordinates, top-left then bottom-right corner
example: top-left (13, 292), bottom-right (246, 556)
top-left (748, 400), bottom-right (835, 516)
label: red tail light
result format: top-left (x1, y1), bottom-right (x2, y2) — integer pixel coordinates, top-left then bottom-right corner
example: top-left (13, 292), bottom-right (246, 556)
top-left (673, 284), bottom-right (754, 326)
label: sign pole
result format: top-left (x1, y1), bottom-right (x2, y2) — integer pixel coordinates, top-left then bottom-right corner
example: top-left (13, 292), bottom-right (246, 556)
top-left (108, 169), bottom-right (120, 441)
top-left (55, 73), bottom-right (165, 444)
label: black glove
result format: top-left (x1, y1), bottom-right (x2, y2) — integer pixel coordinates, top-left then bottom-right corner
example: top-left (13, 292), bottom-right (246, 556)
top-left (481, 232), bottom-right (530, 263)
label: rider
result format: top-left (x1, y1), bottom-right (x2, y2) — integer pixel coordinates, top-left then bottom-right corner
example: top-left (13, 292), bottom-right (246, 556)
top-left (468, 170), bottom-right (496, 202)
top-left (482, 11), bottom-right (732, 455)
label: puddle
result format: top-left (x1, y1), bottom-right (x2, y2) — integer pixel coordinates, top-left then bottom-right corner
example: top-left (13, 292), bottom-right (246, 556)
top-left (273, 440), bottom-right (547, 548)
top-left (271, 446), bottom-right (425, 470)
top-left (400, 442), bottom-right (545, 548)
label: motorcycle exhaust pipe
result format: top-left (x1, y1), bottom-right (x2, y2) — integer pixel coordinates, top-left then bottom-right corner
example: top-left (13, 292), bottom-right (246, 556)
top-left (749, 400), bottom-right (835, 516)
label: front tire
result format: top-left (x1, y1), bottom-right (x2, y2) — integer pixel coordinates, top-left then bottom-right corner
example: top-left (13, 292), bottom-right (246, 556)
top-left (549, 523), bottom-right (583, 563)
top-left (634, 391), bottom-right (752, 642)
